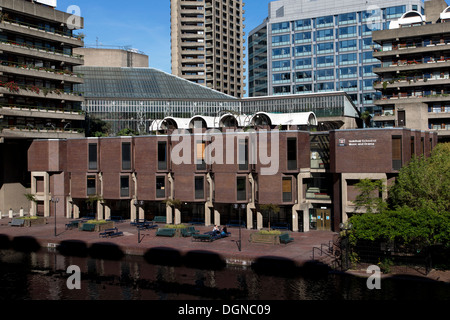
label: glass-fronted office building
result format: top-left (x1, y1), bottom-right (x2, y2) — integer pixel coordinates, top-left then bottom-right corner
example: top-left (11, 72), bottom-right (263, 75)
top-left (247, 0), bottom-right (424, 114)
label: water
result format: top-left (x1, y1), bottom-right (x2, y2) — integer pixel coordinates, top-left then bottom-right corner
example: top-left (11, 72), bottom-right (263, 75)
top-left (0, 247), bottom-right (449, 301)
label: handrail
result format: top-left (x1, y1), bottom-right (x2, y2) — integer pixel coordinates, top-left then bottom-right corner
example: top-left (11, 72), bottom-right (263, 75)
top-left (0, 59), bottom-right (83, 78)
top-left (1, 18), bottom-right (81, 40)
top-left (0, 103), bottom-right (84, 114)
top-left (0, 81), bottom-right (83, 96)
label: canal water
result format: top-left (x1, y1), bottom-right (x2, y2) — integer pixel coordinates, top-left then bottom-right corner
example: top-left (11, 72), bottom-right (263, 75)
top-left (0, 247), bottom-right (449, 301)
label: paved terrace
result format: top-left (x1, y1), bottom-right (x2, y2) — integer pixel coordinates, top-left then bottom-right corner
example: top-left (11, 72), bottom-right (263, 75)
top-left (1, 217), bottom-right (449, 282)
top-left (0, 217), bottom-right (335, 269)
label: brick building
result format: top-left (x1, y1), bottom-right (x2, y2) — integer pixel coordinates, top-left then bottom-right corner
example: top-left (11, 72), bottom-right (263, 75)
top-left (27, 127), bottom-right (437, 233)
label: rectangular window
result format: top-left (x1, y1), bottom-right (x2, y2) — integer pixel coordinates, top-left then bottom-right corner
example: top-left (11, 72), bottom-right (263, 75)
top-left (411, 137), bottom-right (415, 156)
top-left (120, 176), bottom-right (129, 197)
top-left (236, 176), bottom-right (246, 201)
top-left (87, 175), bottom-right (96, 196)
top-left (238, 139), bottom-right (249, 170)
top-left (88, 143), bottom-right (97, 170)
top-left (156, 176), bottom-right (165, 198)
top-left (392, 136), bottom-right (402, 170)
top-left (196, 142), bottom-right (206, 170)
top-left (158, 141), bottom-right (167, 170)
top-left (122, 142), bottom-right (131, 170)
top-left (195, 176), bottom-right (205, 200)
top-left (287, 138), bottom-right (297, 170)
top-left (282, 177), bottom-right (293, 202)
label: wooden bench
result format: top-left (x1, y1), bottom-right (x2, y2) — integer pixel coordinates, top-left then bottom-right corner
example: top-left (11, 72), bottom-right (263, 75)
top-left (155, 228), bottom-right (176, 237)
top-left (65, 220), bottom-right (80, 230)
top-left (137, 222), bottom-right (158, 230)
top-left (152, 216), bottom-right (167, 224)
top-left (9, 218), bottom-right (25, 227)
top-left (279, 233), bottom-right (294, 244)
top-left (99, 227), bottom-right (124, 238)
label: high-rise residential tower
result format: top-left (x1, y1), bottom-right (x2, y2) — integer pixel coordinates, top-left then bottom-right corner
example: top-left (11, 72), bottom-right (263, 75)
top-left (170, 0), bottom-right (246, 98)
top-left (248, 0), bottom-right (424, 113)
top-left (0, 0), bottom-right (85, 214)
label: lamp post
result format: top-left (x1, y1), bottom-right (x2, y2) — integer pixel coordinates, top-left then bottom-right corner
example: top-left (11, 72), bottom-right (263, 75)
top-left (234, 203), bottom-right (246, 251)
top-left (51, 197), bottom-right (59, 237)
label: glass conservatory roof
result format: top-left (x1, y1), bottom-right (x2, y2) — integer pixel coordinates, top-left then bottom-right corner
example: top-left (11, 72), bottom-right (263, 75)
top-left (74, 67), bottom-right (237, 101)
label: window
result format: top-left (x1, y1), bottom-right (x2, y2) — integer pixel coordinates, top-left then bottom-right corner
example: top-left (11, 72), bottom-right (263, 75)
top-left (282, 177), bottom-right (293, 202)
top-left (272, 47), bottom-right (290, 58)
top-left (293, 45), bottom-right (311, 56)
top-left (88, 143), bottom-right (97, 170)
top-left (195, 176), bottom-right (205, 199)
top-left (158, 141), bottom-right (167, 170)
top-left (295, 70), bottom-right (312, 82)
top-left (316, 16), bottom-right (333, 28)
top-left (411, 137), bottom-right (415, 156)
top-left (338, 26), bottom-right (357, 38)
top-left (272, 60), bottom-right (290, 71)
top-left (392, 136), bottom-right (402, 171)
top-left (120, 176), bottom-right (129, 197)
top-left (294, 57), bottom-right (312, 69)
top-left (338, 12), bottom-right (357, 25)
top-left (316, 29), bottom-right (333, 41)
top-left (294, 19), bottom-right (311, 30)
top-left (294, 32), bottom-right (312, 43)
top-left (122, 142), bottom-right (131, 170)
top-left (236, 176), bottom-right (246, 201)
top-left (339, 39), bottom-right (357, 52)
top-left (317, 55), bottom-right (334, 67)
top-left (87, 176), bottom-right (96, 196)
top-left (287, 138), bottom-right (297, 170)
top-left (196, 141), bottom-right (206, 170)
top-left (272, 34), bottom-right (290, 46)
top-left (156, 176), bottom-right (165, 198)
top-left (238, 139), bottom-right (249, 170)
top-left (316, 42), bottom-right (334, 54)
top-left (272, 21), bottom-right (290, 33)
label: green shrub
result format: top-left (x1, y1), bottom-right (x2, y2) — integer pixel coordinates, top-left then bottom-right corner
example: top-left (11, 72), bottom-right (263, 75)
top-left (86, 219), bottom-right (108, 224)
top-left (165, 224), bottom-right (187, 229)
top-left (258, 230), bottom-right (281, 235)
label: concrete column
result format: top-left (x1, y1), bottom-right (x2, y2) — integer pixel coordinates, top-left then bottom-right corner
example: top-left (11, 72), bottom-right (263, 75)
top-left (166, 205), bottom-right (172, 224)
top-left (104, 204), bottom-right (111, 221)
top-left (174, 208), bottom-right (181, 225)
top-left (138, 206), bottom-right (145, 220)
top-left (256, 210), bottom-right (263, 230)
top-left (214, 209), bottom-right (220, 226)
top-left (19, 208), bottom-right (24, 217)
top-left (291, 206), bottom-right (298, 232)
top-left (0, 211), bottom-right (2, 219)
top-left (130, 199), bottom-right (137, 222)
top-left (73, 203), bottom-right (80, 219)
top-left (204, 203), bottom-right (212, 226)
top-left (97, 201), bottom-right (104, 220)
top-left (9, 208), bottom-right (13, 218)
top-left (246, 207), bottom-right (253, 230)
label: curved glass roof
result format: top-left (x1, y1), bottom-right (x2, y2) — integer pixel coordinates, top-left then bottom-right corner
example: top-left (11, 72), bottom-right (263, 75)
top-left (74, 67), bottom-right (237, 101)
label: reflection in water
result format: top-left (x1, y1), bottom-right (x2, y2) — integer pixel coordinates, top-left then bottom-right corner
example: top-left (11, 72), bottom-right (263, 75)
top-left (0, 248), bottom-right (449, 300)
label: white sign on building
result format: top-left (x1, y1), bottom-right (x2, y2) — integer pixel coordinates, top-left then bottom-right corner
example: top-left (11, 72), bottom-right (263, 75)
top-left (35, 0), bottom-right (57, 8)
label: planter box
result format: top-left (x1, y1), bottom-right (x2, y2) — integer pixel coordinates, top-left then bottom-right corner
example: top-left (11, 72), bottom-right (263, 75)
top-left (249, 233), bottom-right (281, 245)
top-left (79, 221), bottom-right (114, 232)
top-left (22, 217), bottom-right (47, 227)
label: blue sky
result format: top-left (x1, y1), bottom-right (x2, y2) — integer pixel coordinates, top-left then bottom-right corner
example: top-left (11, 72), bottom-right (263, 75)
top-left (56, 0), bottom-right (273, 76)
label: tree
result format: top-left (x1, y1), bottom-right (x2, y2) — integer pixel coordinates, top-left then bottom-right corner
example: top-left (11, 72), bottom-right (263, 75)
top-left (86, 115), bottom-right (111, 137)
top-left (389, 143), bottom-right (450, 213)
top-left (259, 203), bottom-right (280, 230)
top-left (353, 179), bottom-right (387, 214)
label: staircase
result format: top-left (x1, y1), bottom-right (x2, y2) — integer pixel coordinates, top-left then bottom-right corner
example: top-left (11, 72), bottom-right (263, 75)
top-left (312, 234), bottom-right (344, 270)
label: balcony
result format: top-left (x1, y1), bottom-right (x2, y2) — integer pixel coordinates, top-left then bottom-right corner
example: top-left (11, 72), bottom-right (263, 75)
top-left (0, 20), bottom-right (83, 47)
top-left (0, 62), bottom-right (84, 84)
top-left (0, 40), bottom-right (84, 65)
top-left (0, 83), bottom-right (84, 102)
top-left (0, 104), bottom-right (85, 121)
top-left (0, 125), bottom-right (85, 139)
